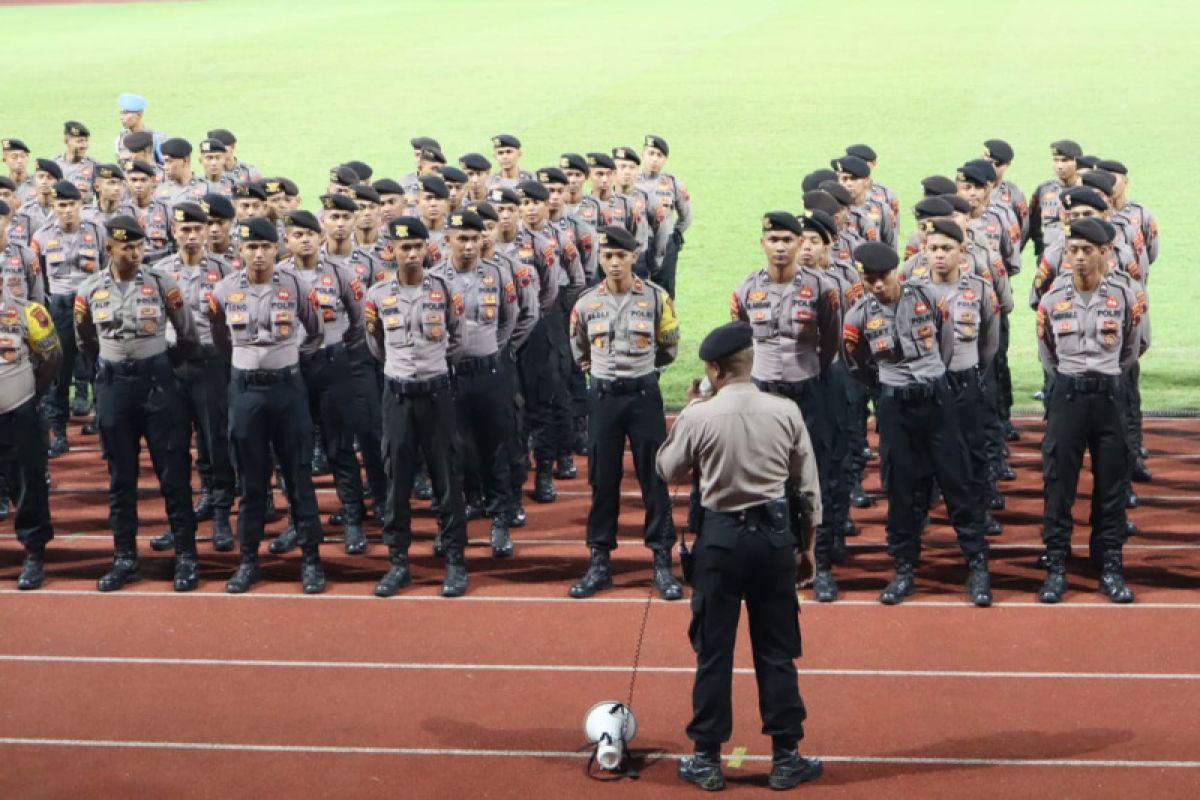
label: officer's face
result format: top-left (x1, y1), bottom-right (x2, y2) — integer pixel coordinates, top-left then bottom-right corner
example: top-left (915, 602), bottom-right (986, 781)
top-left (481, 219), bottom-right (499, 247)
top-left (494, 147), bottom-right (519, 170)
top-left (1053, 155), bottom-right (1076, 182)
top-left (201, 152), bottom-right (225, 177)
top-left (988, 159), bottom-right (1010, 181)
top-left (53, 199), bottom-right (81, 228)
top-left (925, 233), bottom-right (963, 277)
top-left (380, 194), bottom-right (404, 222)
top-left (127, 172), bottom-right (154, 202)
top-left (107, 238), bottom-right (145, 269)
top-left (614, 160), bottom-right (638, 186)
top-left (1066, 206), bottom-right (1101, 222)
top-left (223, 147), bottom-right (238, 170)
top-left (4, 150), bottom-right (27, 173)
top-left (208, 218), bottom-right (232, 249)
top-left (356, 199), bottom-right (381, 230)
top-left (34, 170), bottom-right (56, 192)
top-left (419, 192), bottom-right (447, 223)
top-left (564, 168), bottom-right (587, 194)
top-left (235, 197), bottom-right (265, 220)
top-left (952, 211), bottom-right (971, 232)
top-left (863, 270), bottom-right (899, 302)
top-left (642, 147), bottom-right (666, 173)
top-left (464, 168), bottom-right (488, 194)
top-left (327, 183), bottom-right (353, 198)
top-left (496, 203), bottom-right (518, 235)
top-left (449, 229), bottom-right (482, 265)
top-left (165, 155), bottom-right (191, 181)
top-left (761, 231), bottom-right (801, 269)
top-left (64, 135), bottom-right (89, 159)
top-left (838, 173), bottom-right (869, 203)
top-left (590, 168), bottom-right (613, 192)
top-left (287, 226), bottom-right (321, 257)
top-left (418, 161), bottom-right (443, 177)
top-left (446, 183), bottom-right (464, 208)
top-left (796, 232), bottom-right (828, 268)
top-left (267, 193), bottom-right (290, 219)
top-left (519, 197), bottom-right (547, 228)
top-left (393, 239), bottom-right (426, 271)
top-left (599, 247), bottom-right (635, 284)
top-left (956, 181), bottom-right (989, 214)
top-left (322, 209), bottom-right (355, 242)
top-left (96, 177), bottom-right (123, 204)
top-left (119, 110), bottom-right (141, 130)
top-left (545, 183), bottom-right (565, 212)
top-left (240, 240), bottom-right (278, 278)
top-left (174, 221), bottom-right (206, 255)
top-left (0, 213), bottom-right (10, 243)
top-left (1066, 240), bottom-right (1107, 279)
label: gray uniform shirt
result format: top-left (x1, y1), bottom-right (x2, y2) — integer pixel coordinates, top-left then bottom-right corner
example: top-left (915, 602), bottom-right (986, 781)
top-left (75, 267), bottom-right (198, 362)
top-left (431, 256), bottom-right (518, 358)
top-left (912, 271), bottom-right (1000, 372)
top-left (570, 278), bottom-right (678, 380)
top-left (363, 272), bottom-right (462, 381)
top-left (1037, 276), bottom-right (1141, 377)
top-left (485, 250), bottom-right (539, 350)
top-left (637, 170), bottom-right (693, 261)
top-left (207, 268), bottom-right (324, 370)
top-left (842, 283), bottom-right (953, 387)
top-left (153, 253), bottom-right (233, 347)
top-left (501, 227), bottom-right (560, 314)
top-left (1, 241), bottom-right (45, 305)
top-left (31, 220), bottom-right (108, 296)
top-left (154, 175), bottom-right (207, 208)
top-left (731, 267), bottom-right (841, 383)
top-left (54, 155), bottom-right (99, 203)
top-left (278, 257), bottom-right (365, 354)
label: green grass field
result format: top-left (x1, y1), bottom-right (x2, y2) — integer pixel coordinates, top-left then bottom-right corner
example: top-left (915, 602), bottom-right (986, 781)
top-left (6, 0), bottom-right (1197, 408)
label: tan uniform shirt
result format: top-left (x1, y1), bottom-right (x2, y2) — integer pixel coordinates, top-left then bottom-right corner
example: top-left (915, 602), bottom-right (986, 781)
top-left (730, 267), bottom-right (841, 383)
top-left (1036, 276), bottom-right (1142, 377)
top-left (75, 267), bottom-right (198, 362)
top-left (570, 278), bottom-right (678, 380)
top-left (656, 382), bottom-right (822, 516)
top-left (363, 272), bottom-right (463, 381)
top-left (206, 268), bottom-right (324, 370)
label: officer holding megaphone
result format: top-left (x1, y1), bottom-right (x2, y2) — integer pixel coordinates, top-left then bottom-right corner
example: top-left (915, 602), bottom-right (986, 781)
top-left (656, 321), bottom-right (823, 791)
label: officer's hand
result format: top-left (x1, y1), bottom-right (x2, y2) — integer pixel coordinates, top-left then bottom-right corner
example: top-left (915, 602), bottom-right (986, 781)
top-left (795, 525), bottom-right (818, 587)
top-left (579, 359), bottom-right (591, 374)
top-left (685, 379), bottom-right (704, 403)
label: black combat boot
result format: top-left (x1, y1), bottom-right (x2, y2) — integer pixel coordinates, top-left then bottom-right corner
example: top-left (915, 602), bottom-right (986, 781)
top-left (507, 503), bottom-right (527, 528)
top-left (1131, 459), bottom-right (1152, 483)
top-left (343, 507), bottom-right (367, 555)
top-left (849, 478), bottom-right (873, 508)
top-left (269, 521), bottom-right (299, 555)
top-left (411, 467), bottom-right (433, 501)
top-left (769, 749), bottom-right (824, 790)
top-left (812, 569), bottom-right (838, 603)
top-left (192, 487), bottom-right (214, 522)
top-left (569, 548), bottom-right (613, 598)
top-left (173, 553), bottom-right (200, 592)
top-left (441, 549), bottom-right (469, 597)
top-left (301, 550), bottom-right (326, 594)
top-left (677, 750), bottom-right (725, 792)
top-left (47, 425), bottom-right (69, 458)
top-left (211, 508), bottom-right (235, 552)
top-left (532, 460), bottom-right (556, 503)
top-left (490, 518), bottom-right (514, 558)
top-left (225, 555), bottom-right (261, 594)
top-left (1100, 551), bottom-right (1134, 603)
top-left (983, 511), bottom-right (1003, 536)
top-left (652, 548), bottom-right (683, 600)
top-left (966, 552), bottom-right (992, 607)
top-left (554, 454), bottom-right (577, 480)
top-left (310, 433), bottom-right (330, 476)
top-left (17, 550), bottom-right (45, 590)
top-left (1038, 552), bottom-right (1068, 603)
top-left (97, 551), bottom-right (141, 592)
top-left (149, 529), bottom-right (176, 552)
top-left (879, 559), bottom-right (916, 605)
top-left (375, 552), bottom-right (412, 597)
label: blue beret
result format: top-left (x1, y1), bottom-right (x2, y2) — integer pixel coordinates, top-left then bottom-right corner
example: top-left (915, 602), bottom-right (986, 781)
top-left (117, 93), bottom-right (147, 112)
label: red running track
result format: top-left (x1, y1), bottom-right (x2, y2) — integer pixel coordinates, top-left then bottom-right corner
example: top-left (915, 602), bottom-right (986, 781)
top-left (1, 416), bottom-right (1198, 797)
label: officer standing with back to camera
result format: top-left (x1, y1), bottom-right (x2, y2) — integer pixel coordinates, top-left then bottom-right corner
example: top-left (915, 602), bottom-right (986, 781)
top-left (658, 321), bottom-right (824, 792)
top-left (74, 215), bottom-right (202, 592)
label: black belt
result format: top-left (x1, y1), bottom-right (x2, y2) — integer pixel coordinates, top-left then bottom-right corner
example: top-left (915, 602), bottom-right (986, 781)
top-left (451, 353), bottom-right (499, 377)
top-left (1056, 373), bottom-right (1118, 394)
top-left (880, 377), bottom-right (945, 402)
top-left (233, 365), bottom-right (299, 386)
top-left (705, 497), bottom-right (789, 525)
top-left (97, 352), bottom-right (169, 380)
top-left (754, 377), bottom-right (817, 400)
top-left (591, 373), bottom-right (658, 396)
top-left (946, 367), bottom-right (980, 390)
top-left (300, 342), bottom-right (347, 366)
top-left (386, 374), bottom-right (450, 397)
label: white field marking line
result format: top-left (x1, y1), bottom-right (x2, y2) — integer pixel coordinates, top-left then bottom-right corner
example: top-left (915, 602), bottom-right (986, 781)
top-left (2, 654), bottom-right (1199, 682)
top-left (0, 737), bottom-right (1197, 769)
top-left (4, 588), bottom-right (1200, 609)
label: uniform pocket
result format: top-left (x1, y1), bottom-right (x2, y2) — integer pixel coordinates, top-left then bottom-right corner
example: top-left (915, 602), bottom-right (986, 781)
top-left (687, 593), bottom-right (706, 654)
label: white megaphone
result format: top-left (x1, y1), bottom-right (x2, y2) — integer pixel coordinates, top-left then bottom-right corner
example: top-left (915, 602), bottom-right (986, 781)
top-left (583, 701), bottom-right (638, 771)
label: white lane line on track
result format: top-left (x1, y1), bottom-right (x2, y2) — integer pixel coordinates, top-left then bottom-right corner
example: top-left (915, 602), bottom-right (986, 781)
top-left (2, 654), bottom-right (1198, 681)
top-left (0, 737), bottom-right (1197, 768)
top-left (3, 588), bottom-right (1200, 609)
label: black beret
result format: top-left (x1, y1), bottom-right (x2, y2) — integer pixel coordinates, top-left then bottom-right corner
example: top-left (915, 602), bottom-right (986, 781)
top-left (447, 209), bottom-right (485, 231)
top-left (2, 138), bottom-right (30, 153)
top-left (515, 180), bottom-right (549, 201)
top-left (761, 210), bottom-right (802, 236)
top-left (127, 160), bottom-right (157, 178)
top-left (487, 187), bottom-right (519, 205)
top-left (913, 196), bottom-right (955, 220)
top-left (95, 163), bottom-right (125, 181)
top-left (35, 158), bottom-right (64, 179)
top-left (644, 134), bottom-right (669, 155)
top-left (201, 193), bottom-right (235, 220)
top-left (459, 152), bottom-right (492, 171)
top-left (64, 120), bottom-right (90, 137)
top-left (963, 158), bottom-right (997, 183)
top-left (234, 181), bottom-right (267, 200)
top-left (372, 178), bottom-right (405, 196)
top-left (344, 160), bottom-right (373, 181)
top-left (172, 202), bottom-right (209, 224)
top-left (920, 217), bottom-right (964, 243)
top-left (418, 175), bottom-right (449, 199)
top-left (983, 139), bottom-right (1014, 164)
top-left (199, 138), bottom-right (227, 154)
top-left (207, 128), bottom-right (237, 145)
top-left (1063, 216), bottom-right (1115, 246)
top-left (160, 138), bottom-right (192, 158)
top-left (320, 193), bottom-right (359, 212)
top-left (353, 183), bottom-right (382, 204)
top-left (329, 165), bottom-right (359, 186)
top-left (410, 136), bottom-right (440, 151)
top-left (0, 200), bottom-right (9, 216)
top-left (612, 146), bottom-right (640, 165)
top-left (122, 131), bottom-right (155, 153)
top-left (801, 169), bottom-right (838, 192)
top-left (492, 134), bottom-right (521, 149)
top-left (801, 190), bottom-right (840, 217)
top-left (1051, 139), bottom-right (1083, 159)
top-left (560, 153), bottom-right (590, 174)
top-left (956, 162), bottom-right (991, 187)
top-left (385, 216), bottom-right (429, 241)
top-left (596, 225), bottom-right (638, 252)
top-left (586, 152), bottom-right (615, 170)
top-left (921, 175), bottom-right (957, 197)
top-left (537, 166), bottom-right (568, 185)
top-left (1081, 170), bottom-right (1116, 196)
top-left (938, 193), bottom-right (972, 214)
top-left (260, 178), bottom-right (286, 197)
top-left (845, 143), bottom-right (877, 162)
top-left (468, 201), bottom-right (498, 222)
top-left (854, 242), bottom-right (900, 275)
top-left (698, 321), bottom-right (752, 363)
top-left (817, 180), bottom-right (853, 207)
top-left (419, 147), bottom-right (446, 165)
top-left (279, 177), bottom-right (299, 197)
top-left (106, 215), bottom-right (146, 242)
top-left (832, 156), bottom-right (870, 178)
top-left (1076, 155), bottom-right (1100, 170)
top-left (51, 180), bottom-right (81, 201)
top-left (440, 166), bottom-right (468, 185)
top-left (798, 209), bottom-right (837, 244)
top-left (284, 210), bottom-right (321, 233)
top-left (238, 217), bottom-right (279, 243)
top-left (1061, 187), bottom-right (1107, 211)
top-left (0, 177), bottom-right (15, 192)
top-left (1096, 159), bottom-right (1127, 175)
